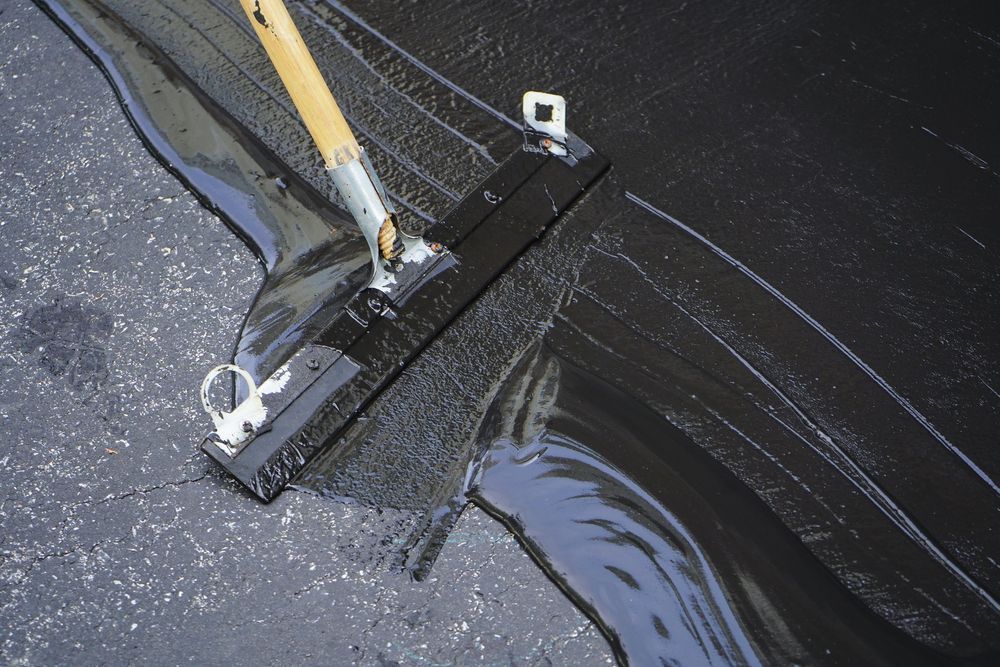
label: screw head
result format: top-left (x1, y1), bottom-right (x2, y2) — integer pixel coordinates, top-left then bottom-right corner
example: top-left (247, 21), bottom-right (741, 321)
top-left (306, 358), bottom-right (320, 370)
top-left (541, 138), bottom-right (553, 150)
top-left (241, 421), bottom-right (254, 433)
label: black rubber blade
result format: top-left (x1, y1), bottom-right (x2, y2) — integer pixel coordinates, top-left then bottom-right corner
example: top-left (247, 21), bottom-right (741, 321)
top-left (202, 138), bottom-right (608, 501)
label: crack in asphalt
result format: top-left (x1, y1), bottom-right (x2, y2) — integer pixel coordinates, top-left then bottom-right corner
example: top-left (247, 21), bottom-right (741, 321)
top-left (2, 473), bottom-right (210, 583)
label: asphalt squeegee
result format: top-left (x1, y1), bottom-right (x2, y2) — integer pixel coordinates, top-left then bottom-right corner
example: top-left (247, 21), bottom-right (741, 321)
top-left (198, 0), bottom-right (608, 501)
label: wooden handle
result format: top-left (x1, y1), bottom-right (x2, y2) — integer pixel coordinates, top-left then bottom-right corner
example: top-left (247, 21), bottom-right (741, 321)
top-left (239, 0), bottom-right (360, 167)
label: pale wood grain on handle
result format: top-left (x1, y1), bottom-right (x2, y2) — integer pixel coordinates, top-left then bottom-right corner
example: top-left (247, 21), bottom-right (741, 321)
top-left (239, 0), bottom-right (360, 168)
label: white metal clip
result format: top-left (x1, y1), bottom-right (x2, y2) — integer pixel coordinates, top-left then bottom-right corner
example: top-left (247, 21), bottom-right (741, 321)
top-left (200, 364), bottom-right (266, 456)
top-left (522, 91), bottom-right (568, 156)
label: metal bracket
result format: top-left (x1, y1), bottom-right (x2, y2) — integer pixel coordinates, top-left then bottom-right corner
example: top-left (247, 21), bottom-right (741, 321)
top-left (200, 345), bottom-right (344, 458)
top-left (329, 148), bottom-right (450, 299)
top-left (201, 364), bottom-right (265, 457)
top-left (523, 91), bottom-right (568, 157)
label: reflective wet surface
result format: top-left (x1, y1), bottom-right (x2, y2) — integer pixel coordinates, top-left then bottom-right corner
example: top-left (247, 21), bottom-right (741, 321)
top-left (471, 344), bottom-right (961, 665)
top-left (37, 0), bottom-right (1000, 663)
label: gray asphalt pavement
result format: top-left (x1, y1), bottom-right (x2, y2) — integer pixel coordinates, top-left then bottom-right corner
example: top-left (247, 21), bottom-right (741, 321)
top-left (0, 1), bottom-right (612, 663)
